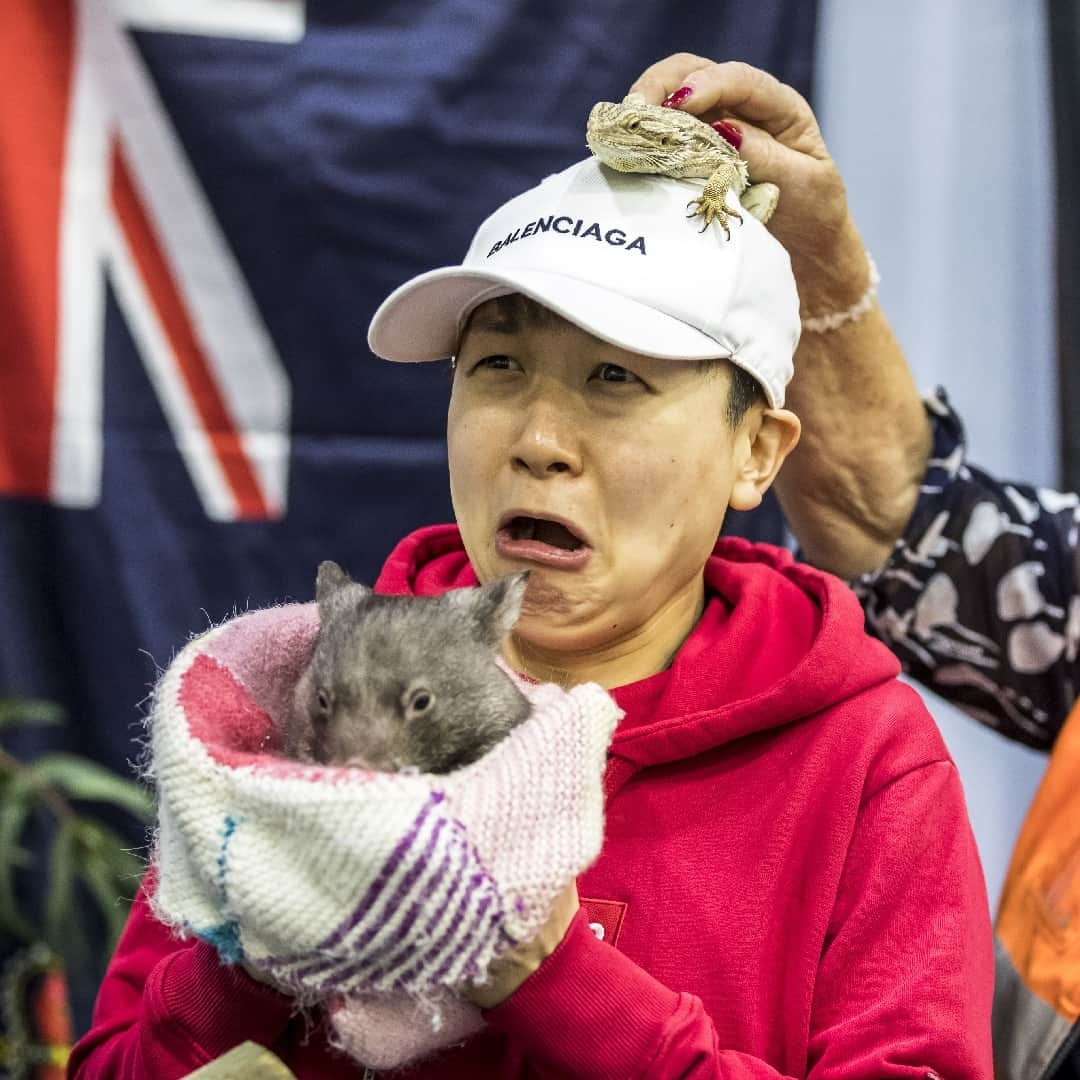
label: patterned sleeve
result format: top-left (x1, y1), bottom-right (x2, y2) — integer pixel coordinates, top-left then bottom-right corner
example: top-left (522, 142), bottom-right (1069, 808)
top-left (852, 389), bottom-right (1080, 750)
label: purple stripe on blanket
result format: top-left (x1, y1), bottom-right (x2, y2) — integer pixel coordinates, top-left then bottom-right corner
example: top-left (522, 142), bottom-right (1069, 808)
top-left (394, 868), bottom-right (494, 991)
top-left (265, 790), bottom-right (444, 970)
top-left (322, 818), bottom-right (464, 987)
top-left (380, 885), bottom-right (509, 993)
top-left (416, 821), bottom-right (472, 940)
top-left (327, 790), bottom-right (446, 944)
top-left (300, 813), bottom-right (453, 984)
top-left (317, 827), bottom-right (477, 994)
top-left (286, 810), bottom-right (448, 984)
top-left (453, 902), bottom-right (507, 982)
top-left (430, 891), bottom-right (496, 984)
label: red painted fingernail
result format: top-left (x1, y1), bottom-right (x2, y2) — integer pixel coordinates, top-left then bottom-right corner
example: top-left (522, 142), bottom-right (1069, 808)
top-left (712, 120), bottom-right (743, 149)
top-left (661, 86), bottom-right (694, 108)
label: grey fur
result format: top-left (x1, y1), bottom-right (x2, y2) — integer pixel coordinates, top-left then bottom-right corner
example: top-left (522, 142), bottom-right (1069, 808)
top-left (286, 561), bottom-right (532, 774)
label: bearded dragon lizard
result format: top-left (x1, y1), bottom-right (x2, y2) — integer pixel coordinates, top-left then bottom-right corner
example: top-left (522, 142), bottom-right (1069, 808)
top-left (586, 93), bottom-right (779, 238)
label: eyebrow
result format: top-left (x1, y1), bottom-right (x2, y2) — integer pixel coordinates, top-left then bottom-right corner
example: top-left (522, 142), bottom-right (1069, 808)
top-left (464, 306), bottom-right (520, 334)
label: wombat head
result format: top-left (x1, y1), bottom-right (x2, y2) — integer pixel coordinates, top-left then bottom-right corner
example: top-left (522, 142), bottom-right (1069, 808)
top-left (293, 561), bottom-right (532, 774)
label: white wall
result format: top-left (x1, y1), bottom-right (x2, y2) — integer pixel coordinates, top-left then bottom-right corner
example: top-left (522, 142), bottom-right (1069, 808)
top-left (815, 0), bottom-right (1055, 910)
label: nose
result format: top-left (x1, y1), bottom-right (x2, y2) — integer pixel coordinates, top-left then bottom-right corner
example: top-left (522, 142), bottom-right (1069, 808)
top-left (510, 394), bottom-right (583, 478)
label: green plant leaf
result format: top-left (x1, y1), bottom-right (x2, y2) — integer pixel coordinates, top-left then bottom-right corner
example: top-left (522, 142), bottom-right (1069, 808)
top-left (79, 849), bottom-right (130, 955)
top-left (75, 820), bottom-right (146, 960)
top-left (0, 698), bottom-right (65, 729)
top-left (0, 769), bottom-right (44, 941)
top-left (44, 817), bottom-right (80, 952)
top-left (6, 844), bottom-right (34, 869)
top-left (28, 754), bottom-right (154, 822)
top-left (77, 820), bottom-right (146, 897)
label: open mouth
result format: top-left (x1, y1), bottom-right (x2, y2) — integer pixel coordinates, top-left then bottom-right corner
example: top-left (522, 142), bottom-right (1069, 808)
top-left (495, 513), bottom-right (592, 568)
top-left (505, 516), bottom-right (585, 551)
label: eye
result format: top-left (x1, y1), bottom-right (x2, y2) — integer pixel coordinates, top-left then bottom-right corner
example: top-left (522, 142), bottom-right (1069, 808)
top-left (592, 362), bottom-right (640, 385)
top-left (403, 685), bottom-right (436, 719)
top-left (315, 688), bottom-right (331, 719)
top-left (470, 354), bottom-right (520, 373)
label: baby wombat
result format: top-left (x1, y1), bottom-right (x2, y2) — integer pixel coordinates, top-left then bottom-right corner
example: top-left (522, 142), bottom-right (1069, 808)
top-left (287, 561), bottom-right (532, 774)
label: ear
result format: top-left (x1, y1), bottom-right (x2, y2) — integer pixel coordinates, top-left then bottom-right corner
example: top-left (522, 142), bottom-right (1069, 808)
top-left (315, 560), bottom-right (352, 603)
top-left (468, 571), bottom-right (530, 647)
top-left (314, 560), bottom-right (370, 621)
top-left (729, 408), bottom-right (801, 512)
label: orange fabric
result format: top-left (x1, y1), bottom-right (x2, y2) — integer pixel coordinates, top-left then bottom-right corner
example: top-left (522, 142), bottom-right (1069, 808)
top-left (996, 699), bottom-right (1080, 1020)
top-left (0, 2), bottom-right (74, 497)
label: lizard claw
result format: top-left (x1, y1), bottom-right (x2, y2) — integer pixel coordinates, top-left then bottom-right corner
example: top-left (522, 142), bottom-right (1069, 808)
top-left (686, 197), bottom-right (738, 240)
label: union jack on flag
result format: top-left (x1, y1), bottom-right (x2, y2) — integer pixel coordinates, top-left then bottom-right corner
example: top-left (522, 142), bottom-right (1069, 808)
top-left (1, 1), bottom-right (299, 521)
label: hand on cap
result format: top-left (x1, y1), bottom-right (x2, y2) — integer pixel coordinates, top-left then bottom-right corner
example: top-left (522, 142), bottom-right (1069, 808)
top-left (628, 56), bottom-right (857, 308)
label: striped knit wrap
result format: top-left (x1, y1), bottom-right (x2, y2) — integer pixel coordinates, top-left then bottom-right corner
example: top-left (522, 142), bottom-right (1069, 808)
top-left (147, 602), bottom-right (619, 1068)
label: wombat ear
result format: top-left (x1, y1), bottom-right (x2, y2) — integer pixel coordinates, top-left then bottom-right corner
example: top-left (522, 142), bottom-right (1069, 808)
top-left (470, 571), bottom-right (529, 647)
top-left (315, 560), bottom-right (351, 602)
top-left (314, 560), bottom-right (371, 613)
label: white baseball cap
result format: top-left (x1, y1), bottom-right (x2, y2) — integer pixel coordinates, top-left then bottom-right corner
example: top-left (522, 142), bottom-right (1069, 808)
top-left (367, 157), bottom-right (800, 408)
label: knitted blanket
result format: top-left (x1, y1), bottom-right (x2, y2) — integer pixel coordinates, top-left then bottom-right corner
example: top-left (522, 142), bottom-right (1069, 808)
top-left (147, 602), bottom-right (619, 1069)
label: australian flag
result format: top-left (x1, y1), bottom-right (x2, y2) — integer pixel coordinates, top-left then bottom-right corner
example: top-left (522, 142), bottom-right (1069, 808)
top-left (0, 0), bottom-right (815, 1045)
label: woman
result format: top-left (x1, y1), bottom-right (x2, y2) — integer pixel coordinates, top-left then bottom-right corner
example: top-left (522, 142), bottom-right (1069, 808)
top-left (70, 71), bottom-right (992, 1079)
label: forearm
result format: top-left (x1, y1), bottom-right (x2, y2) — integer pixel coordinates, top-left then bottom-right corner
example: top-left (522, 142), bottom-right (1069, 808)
top-left (488, 910), bottom-right (791, 1079)
top-left (70, 946), bottom-right (295, 1079)
top-left (489, 887), bottom-right (987, 1080)
top-left (776, 218), bottom-right (931, 579)
top-left (854, 403), bottom-right (1080, 748)
top-left (68, 884), bottom-right (297, 1080)
top-left (487, 910), bottom-right (709, 1077)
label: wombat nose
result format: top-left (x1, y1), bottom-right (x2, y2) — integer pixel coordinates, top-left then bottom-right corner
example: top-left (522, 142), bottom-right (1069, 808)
top-left (334, 734), bottom-right (399, 772)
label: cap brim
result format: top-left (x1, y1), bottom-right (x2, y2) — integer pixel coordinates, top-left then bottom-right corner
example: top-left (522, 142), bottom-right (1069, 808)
top-left (367, 266), bottom-right (734, 364)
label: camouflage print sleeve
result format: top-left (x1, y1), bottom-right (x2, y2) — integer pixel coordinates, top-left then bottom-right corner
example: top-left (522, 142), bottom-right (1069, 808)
top-left (853, 389), bottom-right (1080, 750)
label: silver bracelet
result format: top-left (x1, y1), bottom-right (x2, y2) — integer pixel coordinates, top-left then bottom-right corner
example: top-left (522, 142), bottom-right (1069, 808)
top-left (800, 252), bottom-right (880, 334)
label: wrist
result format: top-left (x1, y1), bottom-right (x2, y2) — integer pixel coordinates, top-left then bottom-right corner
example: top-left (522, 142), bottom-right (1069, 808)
top-left (466, 950), bottom-right (543, 1009)
top-left (153, 944), bottom-right (295, 1058)
top-left (801, 250), bottom-right (879, 334)
top-left (788, 214), bottom-right (870, 317)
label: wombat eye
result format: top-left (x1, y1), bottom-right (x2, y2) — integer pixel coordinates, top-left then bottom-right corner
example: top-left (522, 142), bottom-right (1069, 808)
top-left (404, 686), bottom-right (435, 718)
top-left (316, 688), bottom-right (331, 713)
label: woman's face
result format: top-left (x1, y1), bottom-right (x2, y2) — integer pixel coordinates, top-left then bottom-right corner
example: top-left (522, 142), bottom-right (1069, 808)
top-left (447, 297), bottom-right (780, 658)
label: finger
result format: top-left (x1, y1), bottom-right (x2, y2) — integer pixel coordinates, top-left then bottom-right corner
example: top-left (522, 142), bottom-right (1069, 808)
top-left (628, 52), bottom-right (717, 104)
top-left (726, 119), bottom-right (849, 236)
top-left (708, 97), bottom-right (828, 163)
top-left (722, 118), bottom-right (808, 184)
top-left (553, 881), bottom-right (580, 925)
top-left (670, 61), bottom-right (819, 144)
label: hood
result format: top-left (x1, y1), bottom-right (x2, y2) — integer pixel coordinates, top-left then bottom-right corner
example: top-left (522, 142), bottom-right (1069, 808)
top-left (376, 525), bottom-right (902, 784)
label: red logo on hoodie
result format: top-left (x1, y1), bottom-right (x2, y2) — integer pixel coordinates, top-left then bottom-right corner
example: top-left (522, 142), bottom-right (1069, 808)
top-left (581, 898), bottom-right (627, 946)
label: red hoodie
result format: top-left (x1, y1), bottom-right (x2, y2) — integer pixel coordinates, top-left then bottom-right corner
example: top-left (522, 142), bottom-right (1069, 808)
top-left (69, 527), bottom-right (993, 1079)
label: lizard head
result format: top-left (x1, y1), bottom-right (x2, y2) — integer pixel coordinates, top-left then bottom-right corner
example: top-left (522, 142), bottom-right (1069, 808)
top-left (586, 93), bottom-right (725, 172)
